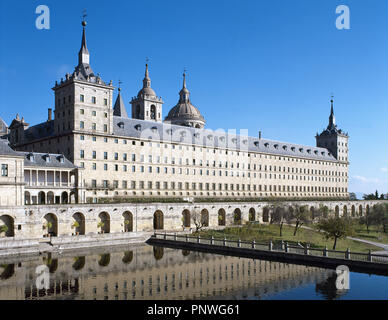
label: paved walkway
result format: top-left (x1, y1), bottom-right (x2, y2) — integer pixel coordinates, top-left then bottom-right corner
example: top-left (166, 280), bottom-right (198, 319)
top-left (347, 237), bottom-right (388, 256)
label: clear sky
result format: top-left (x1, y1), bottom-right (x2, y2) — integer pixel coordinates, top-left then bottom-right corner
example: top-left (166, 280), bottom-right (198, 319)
top-left (0, 0), bottom-right (387, 196)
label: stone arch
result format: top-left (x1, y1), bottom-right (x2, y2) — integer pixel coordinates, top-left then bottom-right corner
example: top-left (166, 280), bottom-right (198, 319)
top-left (182, 209), bottom-right (191, 228)
top-left (123, 211), bottom-right (133, 232)
top-left (61, 192), bottom-right (69, 204)
top-left (98, 212), bottom-right (110, 234)
top-left (25, 191), bottom-right (31, 205)
top-left (310, 206), bottom-right (315, 220)
top-left (0, 215), bottom-right (14, 237)
top-left (72, 212), bottom-right (85, 235)
top-left (72, 257), bottom-right (85, 271)
top-left (249, 208), bottom-right (256, 222)
top-left (153, 246), bottom-right (164, 260)
top-left (359, 205), bottom-right (363, 216)
top-left (351, 205), bottom-right (356, 217)
top-left (335, 206), bottom-right (340, 218)
top-left (98, 254), bottom-right (111, 267)
top-left (122, 251), bottom-right (133, 264)
top-left (47, 192), bottom-right (55, 204)
top-left (201, 209), bottom-right (209, 227)
top-left (234, 208), bottom-right (242, 225)
top-left (43, 213), bottom-right (58, 237)
top-left (0, 264), bottom-right (15, 280)
top-left (366, 205), bottom-right (370, 215)
top-left (38, 191), bottom-right (46, 205)
top-left (153, 211), bottom-right (164, 230)
top-left (150, 105), bottom-right (156, 120)
top-left (263, 207), bottom-right (270, 223)
top-left (343, 205), bottom-right (348, 217)
top-left (218, 209), bottom-right (226, 226)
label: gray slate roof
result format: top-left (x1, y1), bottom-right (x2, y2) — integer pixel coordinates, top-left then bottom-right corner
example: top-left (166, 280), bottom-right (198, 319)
top-left (23, 121), bottom-right (55, 142)
top-left (0, 139), bottom-right (23, 157)
top-left (113, 91), bottom-right (128, 118)
top-left (113, 117), bottom-right (337, 162)
top-left (22, 152), bottom-right (76, 169)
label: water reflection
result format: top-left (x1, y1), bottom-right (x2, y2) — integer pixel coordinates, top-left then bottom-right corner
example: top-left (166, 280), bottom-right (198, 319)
top-left (315, 272), bottom-right (348, 300)
top-left (0, 244), bottom-right (377, 300)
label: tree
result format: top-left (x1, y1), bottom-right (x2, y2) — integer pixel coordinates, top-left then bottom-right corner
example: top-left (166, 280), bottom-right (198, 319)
top-left (290, 205), bottom-right (310, 236)
top-left (370, 204), bottom-right (388, 233)
top-left (349, 192), bottom-right (357, 201)
top-left (317, 205), bottom-right (330, 219)
top-left (316, 217), bottom-right (355, 250)
top-left (271, 205), bottom-right (291, 237)
top-left (191, 209), bottom-right (207, 233)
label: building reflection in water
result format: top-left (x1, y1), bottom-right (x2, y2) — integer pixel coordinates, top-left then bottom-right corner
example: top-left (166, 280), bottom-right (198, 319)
top-left (0, 245), bottom-right (332, 300)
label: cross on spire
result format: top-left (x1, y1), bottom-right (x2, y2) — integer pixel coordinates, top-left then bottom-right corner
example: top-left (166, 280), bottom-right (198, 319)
top-left (118, 80), bottom-right (123, 91)
top-left (82, 9), bottom-right (87, 26)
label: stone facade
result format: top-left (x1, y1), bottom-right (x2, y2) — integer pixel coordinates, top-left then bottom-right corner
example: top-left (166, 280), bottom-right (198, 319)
top-left (4, 21), bottom-right (350, 204)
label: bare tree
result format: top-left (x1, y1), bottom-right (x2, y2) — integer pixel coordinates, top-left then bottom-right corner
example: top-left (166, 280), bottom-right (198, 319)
top-left (191, 209), bottom-right (207, 233)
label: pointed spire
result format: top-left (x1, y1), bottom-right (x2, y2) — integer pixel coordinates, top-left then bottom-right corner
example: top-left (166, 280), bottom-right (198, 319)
top-left (113, 84), bottom-right (128, 118)
top-left (328, 96), bottom-right (336, 129)
top-left (78, 16), bottom-right (90, 65)
top-left (143, 63), bottom-right (151, 88)
top-left (179, 71), bottom-right (190, 103)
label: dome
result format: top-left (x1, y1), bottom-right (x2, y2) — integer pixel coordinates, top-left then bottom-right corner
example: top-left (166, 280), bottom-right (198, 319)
top-left (166, 102), bottom-right (205, 122)
top-left (137, 86), bottom-right (156, 98)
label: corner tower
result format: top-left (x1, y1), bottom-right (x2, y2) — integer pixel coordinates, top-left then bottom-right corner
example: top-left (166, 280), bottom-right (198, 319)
top-left (316, 98), bottom-right (349, 163)
top-left (130, 64), bottom-right (163, 122)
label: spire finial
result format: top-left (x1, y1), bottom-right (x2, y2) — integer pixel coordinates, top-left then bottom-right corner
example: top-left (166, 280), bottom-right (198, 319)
top-left (145, 58), bottom-right (150, 78)
top-left (183, 68), bottom-right (187, 89)
top-left (82, 9), bottom-right (87, 27)
top-left (118, 80), bottom-right (123, 92)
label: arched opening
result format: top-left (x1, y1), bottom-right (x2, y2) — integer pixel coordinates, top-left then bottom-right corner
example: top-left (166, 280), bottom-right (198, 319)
top-left (24, 191), bottom-right (31, 205)
top-left (135, 105), bottom-right (141, 119)
top-left (0, 215), bottom-right (14, 238)
top-left (47, 192), bottom-right (55, 205)
top-left (38, 191), bottom-right (46, 205)
top-left (335, 206), bottom-right (340, 218)
top-left (43, 213), bottom-right (58, 237)
top-left (182, 250), bottom-right (190, 256)
top-left (310, 207), bottom-right (315, 220)
top-left (72, 257), bottom-right (86, 271)
top-left (122, 251), bottom-right (133, 264)
top-left (351, 205), bottom-right (356, 217)
top-left (123, 212), bottom-right (133, 232)
top-left (98, 254), bottom-right (111, 267)
top-left (153, 246), bottom-right (164, 260)
top-left (72, 213), bottom-right (85, 235)
top-left (150, 105), bottom-right (156, 120)
top-left (249, 208), bottom-right (256, 222)
top-left (0, 264), bottom-right (15, 280)
top-left (234, 208), bottom-right (242, 225)
top-left (44, 257), bottom-right (58, 274)
top-left (61, 192), bottom-right (68, 204)
top-left (359, 205), bottom-right (363, 216)
top-left (98, 212), bottom-right (110, 234)
top-left (366, 205), bottom-right (370, 215)
top-left (153, 211), bottom-right (164, 230)
top-left (343, 205), bottom-right (348, 217)
top-left (201, 209), bottom-right (209, 227)
top-left (182, 209), bottom-right (191, 228)
top-left (263, 207), bottom-right (270, 223)
top-left (218, 209), bottom-right (226, 226)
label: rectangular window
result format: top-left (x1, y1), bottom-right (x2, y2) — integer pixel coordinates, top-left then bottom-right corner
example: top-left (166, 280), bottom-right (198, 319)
top-left (92, 163), bottom-right (97, 170)
top-left (80, 95), bottom-right (85, 102)
top-left (104, 98), bottom-right (108, 106)
top-left (104, 124), bottom-right (108, 132)
top-left (104, 152), bottom-right (108, 160)
top-left (80, 121), bottom-right (84, 129)
top-left (92, 151), bottom-right (96, 159)
top-left (92, 179), bottom-right (97, 188)
top-left (80, 150), bottom-right (84, 159)
top-left (92, 96), bottom-right (96, 104)
top-left (1, 164), bottom-right (8, 177)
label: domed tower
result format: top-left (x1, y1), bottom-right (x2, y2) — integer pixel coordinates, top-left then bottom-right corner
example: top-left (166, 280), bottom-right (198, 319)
top-left (130, 64), bottom-right (163, 122)
top-left (165, 73), bottom-right (205, 129)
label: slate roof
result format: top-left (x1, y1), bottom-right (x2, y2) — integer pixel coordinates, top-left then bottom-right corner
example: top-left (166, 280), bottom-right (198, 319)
top-left (22, 121), bottom-right (55, 142)
top-left (21, 152), bottom-right (76, 169)
top-left (113, 117), bottom-right (337, 162)
top-left (0, 139), bottom-right (23, 157)
top-left (113, 90), bottom-right (128, 118)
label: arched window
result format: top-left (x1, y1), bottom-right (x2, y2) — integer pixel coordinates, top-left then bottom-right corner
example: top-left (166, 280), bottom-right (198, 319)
top-left (150, 105), bottom-right (156, 120)
top-left (135, 105), bottom-right (141, 119)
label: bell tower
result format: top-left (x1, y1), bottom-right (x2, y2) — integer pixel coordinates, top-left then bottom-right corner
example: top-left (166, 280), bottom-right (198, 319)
top-left (130, 64), bottom-right (163, 122)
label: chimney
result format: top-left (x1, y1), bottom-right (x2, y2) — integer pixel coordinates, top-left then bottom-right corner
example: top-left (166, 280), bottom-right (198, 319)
top-left (48, 108), bottom-right (52, 122)
top-left (259, 131), bottom-right (262, 140)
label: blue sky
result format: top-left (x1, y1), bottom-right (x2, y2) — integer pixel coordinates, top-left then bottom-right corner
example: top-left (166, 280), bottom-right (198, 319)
top-left (0, 0), bottom-right (387, 196)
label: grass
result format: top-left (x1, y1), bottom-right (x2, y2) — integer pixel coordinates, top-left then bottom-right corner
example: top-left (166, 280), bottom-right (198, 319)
top-left (196, 223), bottom-right (381, 253)
top-left (353, 223), bottom-right (388, 244)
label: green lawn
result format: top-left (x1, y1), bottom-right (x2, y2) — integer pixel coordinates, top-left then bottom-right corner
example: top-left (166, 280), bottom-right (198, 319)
top-left (196, 223), bottom-right (381, 253)
top-left (353, 223), bottom-right (388, 244)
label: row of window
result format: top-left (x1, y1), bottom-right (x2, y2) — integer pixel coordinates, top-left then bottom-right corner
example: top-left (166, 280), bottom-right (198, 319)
top-left (88, 179), bottom-right (347, 193)
top-left (79, 150), bottom-right (347, 177)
